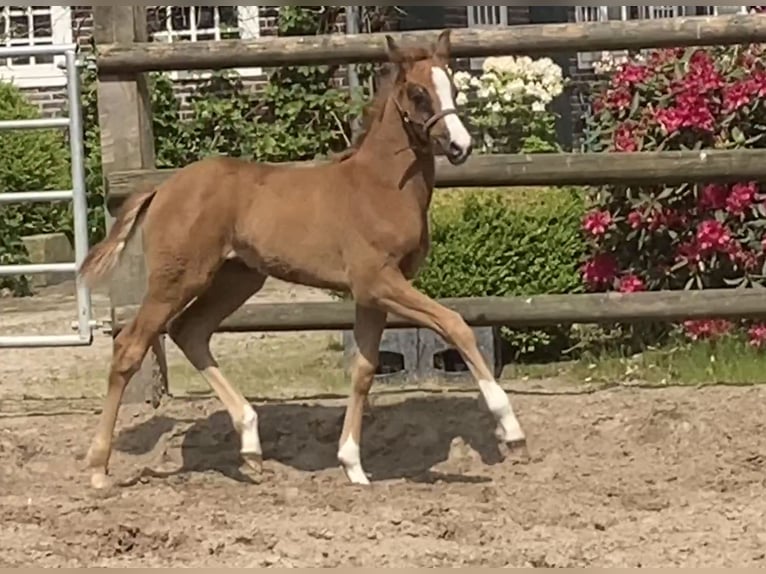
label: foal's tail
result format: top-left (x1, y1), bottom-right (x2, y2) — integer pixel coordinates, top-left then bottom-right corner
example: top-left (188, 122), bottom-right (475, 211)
top-left (78, 185), bottom-right (158, 289)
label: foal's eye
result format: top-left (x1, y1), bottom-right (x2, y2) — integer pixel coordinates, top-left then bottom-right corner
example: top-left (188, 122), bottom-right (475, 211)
top-left (407, 83), bottom-right (430, 104)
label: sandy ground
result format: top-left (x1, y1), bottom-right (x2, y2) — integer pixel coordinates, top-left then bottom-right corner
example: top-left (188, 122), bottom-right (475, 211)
top-left (2, 281), bottom-right (766, 567)
top-left (0, 278), bottom-right (344, 400)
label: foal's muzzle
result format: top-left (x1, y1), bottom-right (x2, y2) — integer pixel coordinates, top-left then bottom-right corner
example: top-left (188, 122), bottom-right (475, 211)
top-left (446, 140), bottom-right (473, 165)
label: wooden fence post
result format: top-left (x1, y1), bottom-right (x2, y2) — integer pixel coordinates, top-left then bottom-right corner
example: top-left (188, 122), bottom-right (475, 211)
top-left (93, 7), bottom-right (168, 406)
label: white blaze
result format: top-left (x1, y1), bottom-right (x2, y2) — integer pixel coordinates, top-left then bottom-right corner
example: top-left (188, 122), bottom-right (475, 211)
top-left (431, 66), bottom-right (472, 152)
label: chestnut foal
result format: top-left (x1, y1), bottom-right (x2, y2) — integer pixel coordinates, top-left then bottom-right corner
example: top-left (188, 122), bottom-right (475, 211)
top-left (79, 30), bottom-right (526, 489)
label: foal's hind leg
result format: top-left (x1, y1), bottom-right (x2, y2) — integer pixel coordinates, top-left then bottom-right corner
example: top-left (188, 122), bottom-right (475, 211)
top-left (364, 268), bottom-right (526, 454)
top-left (87, 274), bottom-right (210, 489)
top-left (167, 260), bottom-right (268, 472)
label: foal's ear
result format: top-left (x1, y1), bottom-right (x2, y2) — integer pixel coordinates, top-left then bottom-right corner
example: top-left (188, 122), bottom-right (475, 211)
top-left (385, 34), bottom-right (405, 64)
top-left (433, 29), bottom-right (452, 63)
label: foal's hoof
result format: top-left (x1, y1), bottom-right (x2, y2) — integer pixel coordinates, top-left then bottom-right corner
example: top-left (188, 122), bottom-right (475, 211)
top-left (90, 471), bottom-right (114, 491)
top-left (239, 452), bottom-right (270, 483)
top-left (341, 464), bottom-right (372, 486)
top-left (498, 438), bottom-right (531, 465)
top-left (242, 451), bottom-right (263, 472)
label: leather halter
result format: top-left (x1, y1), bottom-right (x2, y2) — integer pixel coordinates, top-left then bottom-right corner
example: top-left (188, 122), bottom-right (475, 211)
top-left (392, 96), bottom-right (459, 144)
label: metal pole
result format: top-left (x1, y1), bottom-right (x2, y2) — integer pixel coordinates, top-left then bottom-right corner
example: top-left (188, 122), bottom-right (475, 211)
top-left (0, 334), bottom-right (93, 349)
top-left (0, 43), bottom-right (77, 58)
top-left (65, 49), bottom-right (93, 344)
top-left (0, 263), bottom-right (77, 277)
top-left (0, 190), bottom-right (73, 204)
top-left (0, 117), bottom-right (69, 131)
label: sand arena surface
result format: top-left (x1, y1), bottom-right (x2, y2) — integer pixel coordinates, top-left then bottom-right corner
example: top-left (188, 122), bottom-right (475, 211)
top-left (2, 281), bottom-right (766, 566)
top-left (2, 383), bottom-right (766, 567)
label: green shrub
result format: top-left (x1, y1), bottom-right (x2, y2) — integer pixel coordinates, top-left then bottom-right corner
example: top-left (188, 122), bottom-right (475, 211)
top-left (414, 187), bottom-right (588, 362)
top-left (0, 81), bottom-right (72, 295)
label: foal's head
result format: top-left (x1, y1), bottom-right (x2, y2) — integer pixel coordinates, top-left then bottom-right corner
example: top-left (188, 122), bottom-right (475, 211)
top-left (383, 29), bottom-right (473, 165)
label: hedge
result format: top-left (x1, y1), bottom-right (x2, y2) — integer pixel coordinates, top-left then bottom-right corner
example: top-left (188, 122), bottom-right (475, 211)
top-left (416, 188), bottom-right (587, 362)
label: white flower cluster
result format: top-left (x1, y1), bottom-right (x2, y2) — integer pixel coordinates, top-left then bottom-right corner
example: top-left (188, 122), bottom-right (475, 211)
top-left (452, 55), bottom-right (564, 114)
top-left (592, 50), bottom-right (644, 75)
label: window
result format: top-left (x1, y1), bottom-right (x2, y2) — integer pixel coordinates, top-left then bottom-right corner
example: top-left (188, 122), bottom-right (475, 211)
top-left (0, 6), bottom-right (72, 88)
top-left (702, 6), bottom-right (751, 15)
top-left (575, 5), bottom-right (750, 70)
top-left (467, 6), bottom-right (508, 27)
top-left (466, 6), bottom-right (508, 69)
top-left (146, 6), bottom-right (262, 79)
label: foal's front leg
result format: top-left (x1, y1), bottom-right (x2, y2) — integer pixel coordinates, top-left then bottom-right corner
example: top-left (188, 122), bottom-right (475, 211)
top-left (370, 269), bottom-right (526, 451)
top-left (337, 304), bottom-right (387, 485)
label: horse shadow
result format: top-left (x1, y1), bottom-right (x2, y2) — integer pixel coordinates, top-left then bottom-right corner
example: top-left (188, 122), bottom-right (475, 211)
top-left (113, 394), bottom-right (511, 485)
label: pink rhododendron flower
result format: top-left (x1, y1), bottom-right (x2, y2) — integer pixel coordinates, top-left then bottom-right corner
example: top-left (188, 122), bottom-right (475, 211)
top-left (723, 239), bottom-right (758, 272)
top-left (618, 275), bottom-right (646, 293)
top-left (675, 241), bottom-right (703, 267)
top-left (726, 182), bottom-right (757, 216)
top-left (696, 220), bottom-right (731, 253)
top-left (698, 184), bottom-right (729, 211)
top-left (685, 50), bottom-right (724, 93)
top-left (627, 211), bottom-right (643, 230)
top-left (655, 107), bottom-right (685, 135)
top-left (604, 87), bottom-right (632, 112)
top-left (682, 319), bottom-right (733, 341)
top-left (723, 79), bottom-right (756, 114)
top-left (613, 63), bottom-right (650, 88)
top-left (582, 254), bottom-right (618, 289)
top-left (583, 211), bottom-right (612, 238)
top-left (642, 207), bottom-right (684, 232)
top-left (613, 122), bottom-right (638, 152)
top-left (748, 323), bottom-right (766, 349)
top-left (586, 45), bottom-right (766, 306)
top-left (658, 208), bottom-right (685, 230)
top-left (751, 70), bottom-right (766, 98)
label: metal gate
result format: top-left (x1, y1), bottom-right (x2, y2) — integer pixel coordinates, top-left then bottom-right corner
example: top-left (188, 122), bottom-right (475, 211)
top-left (0, 44), bottom-right (92, 349)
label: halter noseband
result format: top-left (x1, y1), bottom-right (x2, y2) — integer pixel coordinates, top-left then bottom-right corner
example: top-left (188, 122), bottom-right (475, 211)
top-left (392, 96), bottom-right (459, 142)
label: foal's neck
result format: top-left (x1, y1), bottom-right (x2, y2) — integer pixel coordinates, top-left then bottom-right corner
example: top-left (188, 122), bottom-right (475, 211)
top-left (354, 97), bottom-right (436, 212)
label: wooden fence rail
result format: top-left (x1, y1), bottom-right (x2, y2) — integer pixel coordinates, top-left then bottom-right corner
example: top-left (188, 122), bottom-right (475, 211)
top-left (106, 149), bottom-right (766, 207)
top-left (92, 8), bottom-right (766, 404)
top-left (97, 14), bottom-right (766, 74)
top-left (113, 288), bottom-right (766, 334)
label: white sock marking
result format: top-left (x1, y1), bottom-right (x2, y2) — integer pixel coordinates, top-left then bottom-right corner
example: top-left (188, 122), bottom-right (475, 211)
top-left (431, 66), bottom-right (472, 152)
top-left (338, 436), bottom-right (369, 485)
top-left (241, 404), bottom-right (262, 455)
top-left (478, 380), bottom-right (525, 443)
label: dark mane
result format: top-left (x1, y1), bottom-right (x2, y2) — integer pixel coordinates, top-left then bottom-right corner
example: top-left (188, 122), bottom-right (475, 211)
top-left (332, 46), bottom-right (433, 162)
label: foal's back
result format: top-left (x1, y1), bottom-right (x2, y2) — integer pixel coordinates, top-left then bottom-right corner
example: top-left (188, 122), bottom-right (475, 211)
top-left (141, 154), bottom-right (397, 291)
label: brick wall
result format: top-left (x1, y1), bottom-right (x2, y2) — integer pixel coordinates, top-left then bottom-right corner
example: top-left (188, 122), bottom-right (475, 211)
top-left (560, 6), bottom-right (593, 150)
top-left (18, 5), bottom-right (291, 119)
top-left (13, 5), bottom-right (591, 148)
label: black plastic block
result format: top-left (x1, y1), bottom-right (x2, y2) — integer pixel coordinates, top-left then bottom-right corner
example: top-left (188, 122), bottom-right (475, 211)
top-left (342, 327), bottom-right (419, 383)
top-left (417, 326), bottom-right (503, 382)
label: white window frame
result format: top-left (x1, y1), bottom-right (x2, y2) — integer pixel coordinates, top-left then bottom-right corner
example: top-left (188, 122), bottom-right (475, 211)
top-left (0, 6), bottom-right (72, 89)
top-left (466, 6), bottom-right (508, 70)
top-left (575, 5), bottom-right (750, 70)
top-left (149, 6), bottom-right (262, 80)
